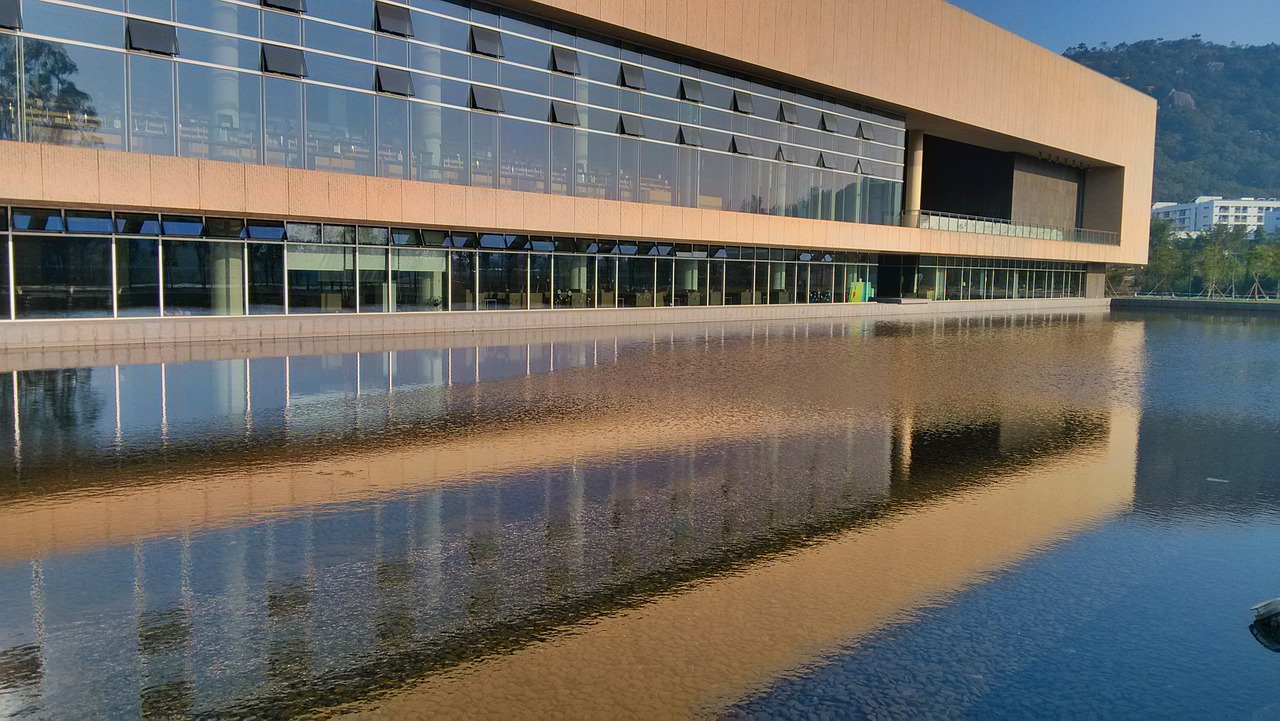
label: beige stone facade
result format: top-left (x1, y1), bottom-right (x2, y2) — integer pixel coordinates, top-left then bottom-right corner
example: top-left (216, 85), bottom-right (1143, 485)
top-left (0, 0), bottom-right (1156, 266)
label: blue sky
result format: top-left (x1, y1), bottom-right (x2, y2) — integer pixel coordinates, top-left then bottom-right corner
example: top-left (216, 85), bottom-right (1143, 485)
top-left (947, 0), bottom-right (1279, 53)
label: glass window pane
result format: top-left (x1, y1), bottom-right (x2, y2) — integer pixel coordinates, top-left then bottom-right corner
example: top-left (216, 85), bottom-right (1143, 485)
top-left (0, 241), bottom-right (7, 319)
top-left (23, 39), bottom-right (127, 150)
top-left (128, 55), bottom-right (176, 156)
top-left (528, 253), bottom-right (551, 309)
top-left (177, 29), bottom-right (261, 71)
top-left (357, 247), bottom-right (387, 312)
top-left (617, 256), bottom-right (654, 307)
top-left (304, 19), bottom-right (374, 62)
top-left (674, 258), bottom-right (707, 306)
top-left (162, 239), bottom-right (246, 316)
top-left (306, 85), bottom-right (374, 175)
top-left (376, 95), bottom-right (409, 179)
top-left (391, 248), bottom-right (446, 311)
top-left (13, 236), bottom-right (113, 318)
top-left (499, 117), bottom-right (548, 193)
top-left (450, 251), bottom-right (475, 310)
top-left (0, 34), bottom-right (17, 141)
top-left (116, 238), bottom-right (160, 317)
top-left (470, 112), bottom-right (497, 187)
top-left (412, 102), bottom-right (468, 185)
top-left (178, 64), bottom-right (262, 163)
top-left (264, 76), bottom-right (303, 167)
top-left (552, 254), bottom-right (594, 308)
top-left (478, 251), bottom-right (527, 309)
top-left (248, 242), bottom-right (285, 314)
top-left (654, 257), bottom-right (673, 306)
top-left (578, 131), bottom-right (617, 200)
top-left (596, 256), bottom-right (615, 308)
top-left (287, 244), bottom-right (355, 313)
top-left (640, 140), bottom-right (676, 206)
top-left (176, 0), bottom-right (259, 36)
top-left (22, 1), bottom-right (123, 46)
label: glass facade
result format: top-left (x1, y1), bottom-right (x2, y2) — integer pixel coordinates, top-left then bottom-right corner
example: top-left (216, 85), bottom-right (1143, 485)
top-left (0, 0), bottom-right (905, 225)
top-left (914, 256), bottom-right (1088, 301)
top-left (0, 207), bottom-right (1089, 321)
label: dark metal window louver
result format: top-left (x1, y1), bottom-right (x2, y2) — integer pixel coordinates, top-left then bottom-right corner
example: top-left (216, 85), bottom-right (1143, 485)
top-left (470, 85), bottom-right (505, 113)
top-left (677, 126), bottom-right (703, 147)
top-left (679, 78), bottom-right (704, 103)
top-left (551, 46), bottom-right (580, 75)
top-left (376, 66), bottom-right (414, 96)
top-left (262, 0), bottom-right (307, 13)
top-left (471, 26), bottom-right (504, 57)
top-left (619, 115), bottom-right (645, 137)
top-left (732, 91), bottom-right (754, 115)
top-left (0, 0), bottom-right (22, 30)
top-left (375, 2), bottom-right (413, 37)
top-left (819, 112), bottom-right (840, 133)
top-left (262, 44), bottom-right (307, 77)
top-left (620, 64), bottom-right (646, 90)
top-left (127, 18), bottom-right (180, 56)
top-left (550, 100), bottom-right (580, 126)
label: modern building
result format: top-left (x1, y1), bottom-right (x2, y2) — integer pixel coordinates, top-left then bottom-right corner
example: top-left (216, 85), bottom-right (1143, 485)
top-left (1152, 196), bottom-right (1280, 235)
top-left (1266, 208), bottom-right (1280, 236)
top-left (0, 0), bottom-right (1155, 346)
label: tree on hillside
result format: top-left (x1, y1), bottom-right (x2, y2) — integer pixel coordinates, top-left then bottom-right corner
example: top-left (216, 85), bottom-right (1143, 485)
top-left (1065, 39), bottom-right (1280, 202)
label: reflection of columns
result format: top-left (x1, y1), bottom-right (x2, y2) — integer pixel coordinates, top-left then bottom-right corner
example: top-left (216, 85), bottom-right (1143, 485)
top-left (902, 130), bottom-right (924, 226)
top-left (10, 371), bottom-right (19, 473)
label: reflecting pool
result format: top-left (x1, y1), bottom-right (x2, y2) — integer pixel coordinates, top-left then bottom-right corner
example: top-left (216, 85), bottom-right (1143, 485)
top-left (0, 310), bottom-right (1277, 718)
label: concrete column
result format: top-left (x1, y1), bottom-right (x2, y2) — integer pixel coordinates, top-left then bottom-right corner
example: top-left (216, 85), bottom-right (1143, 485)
top-left (902, 130), bottom-right (925, 227)
top-left (1085, 262), bottom-right (1107, 299)
top-left (211, 242), bottom-right (245, 315)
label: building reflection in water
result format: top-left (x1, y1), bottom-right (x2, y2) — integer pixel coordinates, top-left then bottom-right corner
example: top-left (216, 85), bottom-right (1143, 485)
top-left (0, 314), bottom-right (1142, 717)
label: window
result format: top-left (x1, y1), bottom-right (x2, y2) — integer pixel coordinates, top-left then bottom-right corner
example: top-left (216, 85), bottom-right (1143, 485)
top-left (620, 64), bottom-right (645, 90)
top-left (730, 136), bottom-right (754, 155)
top-left (126, 18), bottom-right (179, 56)
top-left (12, 208), bottom-right (64, 232)
top-left (470, 85), bottom-right (504, 113)
top-left (732, 90), bottom-right (754, 115)
top-left (375, 2), bottom-right (413, 37)
top-left (376, 66), bottom-right (414, 96)
top-left (262, 44), bottom-right (307, 77)
top-left (262, 0), bottom-right (306, 12)
top-left (550, 100), bottom-right (579, 126)
top-left (288, 245), bottom-right (355, 313)
top-left (819, 112), bottom-right (839, 132)
top-left (13, 236), bottom-right (113, 318)
top-left (163, 240), bottom-right (246, 316)
top-left (471, 26), bottom-right (504, 57)
top-left (776, 144), bottom-right (797, 163)
top-left (0, 0), bottom-right (20, 29)
top-left (856, 122), bottom-right (874, 141)
top-left (679, 78), bottom-right (703, 103)
top-left (677, 126), bottom-right (702, 146)
top-left (778, 102), bottom-right (798, 124)
top-left (551, 46), bottom-right (579, 75)
top-left (65, 211), bottom-right (114, 234)
top-left (619, 115), bottom-right (644, 137)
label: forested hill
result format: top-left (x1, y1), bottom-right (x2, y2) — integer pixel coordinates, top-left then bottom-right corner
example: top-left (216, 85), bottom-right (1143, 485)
top-left (1064, 39), bottom-right (1280, 203)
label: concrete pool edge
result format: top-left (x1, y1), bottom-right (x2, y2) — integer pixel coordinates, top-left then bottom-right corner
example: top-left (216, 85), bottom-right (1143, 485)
top-left (0, 297), bottom-right (1110, 357)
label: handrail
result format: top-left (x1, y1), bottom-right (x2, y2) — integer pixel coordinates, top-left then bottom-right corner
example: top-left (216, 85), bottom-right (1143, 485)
top-left (904, 210), bottom-right (1121, 246)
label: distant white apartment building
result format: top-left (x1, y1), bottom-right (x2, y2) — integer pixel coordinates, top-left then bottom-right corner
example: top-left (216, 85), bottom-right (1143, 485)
top-left (1152, 196), bottom-right (1280, 234)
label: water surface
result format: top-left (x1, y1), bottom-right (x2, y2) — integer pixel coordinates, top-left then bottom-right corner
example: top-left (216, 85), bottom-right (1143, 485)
top-left (0, 310), bottom-right (1275, 719)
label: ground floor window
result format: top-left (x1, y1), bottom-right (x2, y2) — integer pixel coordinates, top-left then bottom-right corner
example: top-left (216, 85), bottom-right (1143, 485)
top-left (0, 209), bottom-right (1088, 321)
